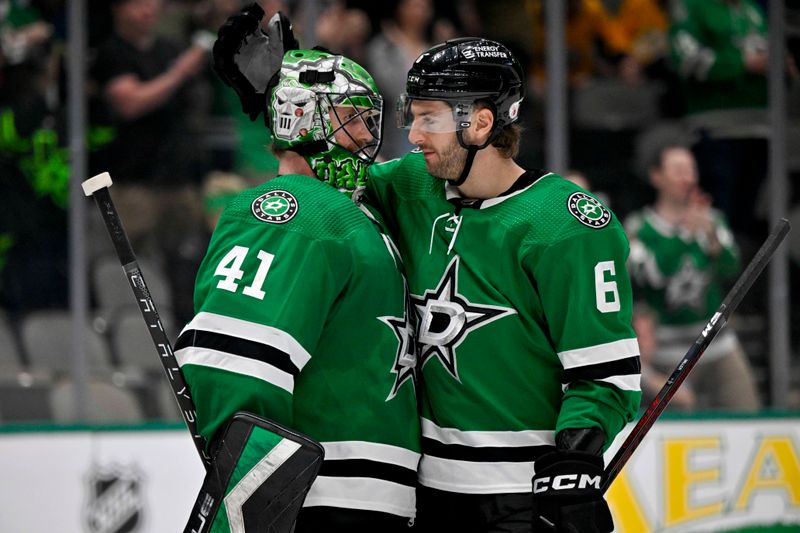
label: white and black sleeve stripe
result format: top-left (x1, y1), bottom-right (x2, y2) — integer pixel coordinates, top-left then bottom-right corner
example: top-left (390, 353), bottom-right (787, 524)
top-left (174, 312), bottom-right (312, 393)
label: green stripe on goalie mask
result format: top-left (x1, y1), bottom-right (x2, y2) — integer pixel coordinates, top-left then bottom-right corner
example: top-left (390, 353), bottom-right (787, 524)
top-left (269, 50), bottom-right (383, 199)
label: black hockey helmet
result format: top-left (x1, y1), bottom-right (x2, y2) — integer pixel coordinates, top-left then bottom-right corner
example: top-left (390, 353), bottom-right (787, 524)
top-left (398, 37), bottom-right (525, 138)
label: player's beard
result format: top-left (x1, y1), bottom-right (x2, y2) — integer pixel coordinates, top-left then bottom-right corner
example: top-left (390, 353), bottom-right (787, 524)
top-left (426, 136), bottom-right (468, 182)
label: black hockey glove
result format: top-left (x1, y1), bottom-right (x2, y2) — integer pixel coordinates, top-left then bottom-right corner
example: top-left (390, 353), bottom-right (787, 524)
top-left (531, 429), bottom-right (613, 533)
top-left (212, 3), bottom-right (298, 121)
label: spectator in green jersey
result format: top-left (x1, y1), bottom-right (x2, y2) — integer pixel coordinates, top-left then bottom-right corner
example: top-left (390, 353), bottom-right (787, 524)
top-left (625, 143), bottom-right (760, 412)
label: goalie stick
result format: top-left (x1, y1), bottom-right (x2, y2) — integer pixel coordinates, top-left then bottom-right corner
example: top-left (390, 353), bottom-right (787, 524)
top-left (82, 172), bottom-right (211, 467)
top-left (602, 218), bottom-right (791, 492)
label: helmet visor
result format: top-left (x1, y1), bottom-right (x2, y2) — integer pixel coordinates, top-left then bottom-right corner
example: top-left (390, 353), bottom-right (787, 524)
top-left (327, 93), bottom-right (383, 162)
top-left (396, 94), bottom-right (474, 133)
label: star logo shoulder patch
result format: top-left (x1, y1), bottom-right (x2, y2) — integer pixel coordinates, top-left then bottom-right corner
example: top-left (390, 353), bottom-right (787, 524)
top-left (567, 192), bottom-right (611, 228)
top-left (252, 190), bottom-right (299, 224)
top-left (411, 255), bottom-right (516, 382)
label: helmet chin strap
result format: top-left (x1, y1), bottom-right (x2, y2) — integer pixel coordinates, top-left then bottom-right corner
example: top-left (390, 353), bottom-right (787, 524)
top-left (452, 127), bottom-right (499, 187)
top-left (452, 140), bottom-right (478, 187)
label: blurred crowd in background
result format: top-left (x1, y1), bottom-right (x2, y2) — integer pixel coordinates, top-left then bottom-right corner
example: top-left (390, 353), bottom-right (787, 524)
top-left (1, 0), bottom-right (799, 423)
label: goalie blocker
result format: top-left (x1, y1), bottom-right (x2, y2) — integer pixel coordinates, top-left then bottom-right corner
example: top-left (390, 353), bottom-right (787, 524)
top-left (184, 412), bottom-right (324, 533)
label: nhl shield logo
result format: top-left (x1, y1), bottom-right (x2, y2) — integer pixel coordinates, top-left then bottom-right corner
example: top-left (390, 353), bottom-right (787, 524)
top-left (85, 465), bottom-right (144, 533)
top-left (567, 192), bottom-right (611, 228)
top-left (252, 190), bottom-right (299, 224)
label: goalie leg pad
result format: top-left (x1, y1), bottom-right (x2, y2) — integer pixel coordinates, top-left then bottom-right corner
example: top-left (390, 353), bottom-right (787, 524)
top-left (184, 412), bottom-right (324, 533)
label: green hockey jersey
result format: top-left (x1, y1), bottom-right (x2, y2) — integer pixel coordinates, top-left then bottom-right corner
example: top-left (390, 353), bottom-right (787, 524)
top-left (625, 207), bottom-right (740, 363)
top-left (366, 151), bottom-right (641, 494)
top-left (175, 174), bottom-right (420, 517)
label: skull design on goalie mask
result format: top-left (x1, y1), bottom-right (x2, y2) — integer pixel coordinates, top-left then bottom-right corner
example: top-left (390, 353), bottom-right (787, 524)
top-left (272, 85), bottom-right (316, 139)
top-left (267, 50), bottom-right (384, 200)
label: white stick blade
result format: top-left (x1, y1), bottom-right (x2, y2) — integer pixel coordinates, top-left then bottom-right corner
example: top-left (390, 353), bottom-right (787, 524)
top-left (81, 172), bottom-right (113, 196)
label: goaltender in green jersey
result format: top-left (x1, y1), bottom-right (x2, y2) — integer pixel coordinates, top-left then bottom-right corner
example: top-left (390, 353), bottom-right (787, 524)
top-left (176, 6), bottom-right (419, 532)
top-left (366, 38), bottom-right (641, 533)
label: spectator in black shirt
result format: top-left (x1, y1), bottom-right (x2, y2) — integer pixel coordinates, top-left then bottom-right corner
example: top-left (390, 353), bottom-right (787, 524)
top-left (91, 0), bottom-right (207, 187)
top-left (90, 0), bottom-right (210, 317)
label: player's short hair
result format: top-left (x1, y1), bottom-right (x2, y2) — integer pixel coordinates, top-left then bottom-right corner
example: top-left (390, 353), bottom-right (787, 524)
top-left (271, 144), bottom-right (287, 158)
top-left (492, 123), bottom-right (522, 159)
top-left (474, 100), bottom-right (521, 159)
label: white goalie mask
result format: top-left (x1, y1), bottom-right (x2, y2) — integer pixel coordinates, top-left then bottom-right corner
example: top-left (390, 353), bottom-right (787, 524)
top-left (271, 86), bottom-right (318, 141)
top-left (267, 50), bottom-right (384, 199)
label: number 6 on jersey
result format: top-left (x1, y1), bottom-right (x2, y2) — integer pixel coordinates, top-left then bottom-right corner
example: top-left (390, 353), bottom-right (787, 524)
top-left (214, 245), bottom-right (276, 300)
top-left (595, 260), bottom-right (620, 313)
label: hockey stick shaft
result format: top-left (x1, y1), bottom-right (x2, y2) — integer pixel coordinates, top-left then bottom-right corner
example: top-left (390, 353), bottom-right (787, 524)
top-left (602, 218), bottom-right (791, 492)
top-left (82, 172), bottom-right (211, 470)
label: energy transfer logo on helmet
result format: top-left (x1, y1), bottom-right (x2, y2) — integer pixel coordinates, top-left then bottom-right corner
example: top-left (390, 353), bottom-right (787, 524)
top-left (397, 37), bottom-right (524, 142)
top-left (268, 50), bottom-right (383, 199)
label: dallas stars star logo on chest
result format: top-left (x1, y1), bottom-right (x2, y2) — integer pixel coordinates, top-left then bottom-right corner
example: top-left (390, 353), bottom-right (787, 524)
top-left (411, 255), bottom-right (516, 381)
top-left (378, 308), bottom-right (416, 400)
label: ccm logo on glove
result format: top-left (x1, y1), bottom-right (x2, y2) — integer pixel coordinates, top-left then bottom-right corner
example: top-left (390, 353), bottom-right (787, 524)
top-left (533, 473), bottom-right (602, 493)
top-left (530, 450), bottom-right (614, 532)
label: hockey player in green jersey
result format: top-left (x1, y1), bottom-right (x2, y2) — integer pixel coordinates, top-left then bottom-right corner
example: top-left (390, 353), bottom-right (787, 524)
top-left (625, 143), bottom-right (759, 411)
top-left (365, 38), bottom-right (642, 532)
top-left (178, 6), bottom-right (420, 532)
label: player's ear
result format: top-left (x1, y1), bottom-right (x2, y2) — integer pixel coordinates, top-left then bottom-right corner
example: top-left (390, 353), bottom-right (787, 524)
top-left (472, 107), bottom-right (495, 144)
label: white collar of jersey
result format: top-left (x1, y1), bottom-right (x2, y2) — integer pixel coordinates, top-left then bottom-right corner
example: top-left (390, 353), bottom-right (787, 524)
top-left (443, 172), bottom-right (553, 210)
top-left (644, 207), bottom-right (696, 242)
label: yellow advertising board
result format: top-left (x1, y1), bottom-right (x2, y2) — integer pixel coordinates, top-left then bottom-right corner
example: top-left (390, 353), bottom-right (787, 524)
top-left (605, 416), bottom-right (800, 532)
